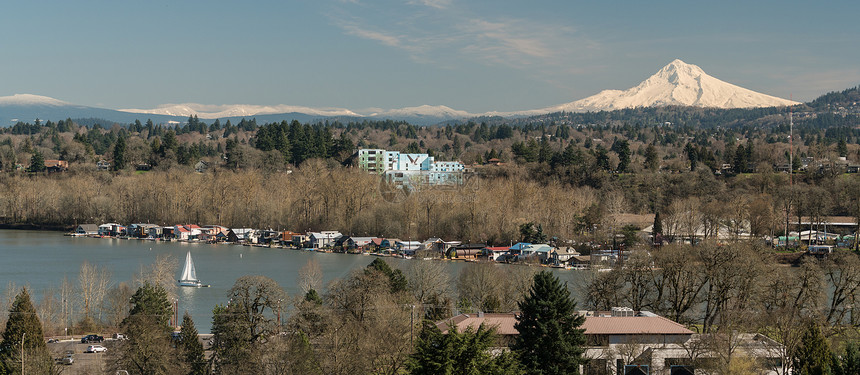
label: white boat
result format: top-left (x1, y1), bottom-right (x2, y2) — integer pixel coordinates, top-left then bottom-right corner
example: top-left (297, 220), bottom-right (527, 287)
top-left (178, 251), bottom-right (209, 287)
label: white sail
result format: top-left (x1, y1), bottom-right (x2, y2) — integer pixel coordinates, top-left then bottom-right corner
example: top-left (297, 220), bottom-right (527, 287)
top-left (180, 251), bottom-right (198, 282)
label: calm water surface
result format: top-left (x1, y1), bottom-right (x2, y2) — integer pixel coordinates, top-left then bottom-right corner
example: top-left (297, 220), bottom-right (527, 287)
top-left (0, 230), bottom-right (587, 332)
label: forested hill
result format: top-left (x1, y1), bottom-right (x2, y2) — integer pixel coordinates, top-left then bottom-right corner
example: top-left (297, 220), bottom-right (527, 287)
top-left (808, 85), bottom-right (860, 110)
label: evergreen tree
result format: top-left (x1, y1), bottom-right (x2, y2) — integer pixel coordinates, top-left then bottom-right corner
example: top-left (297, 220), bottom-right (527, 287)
top-left (513, 271), bottom-right (586, 375)
top-left (111, 282), bottom-right (178, 375)
top-left (0, 288), bottom-right (52, 375)
top-left (644, 143), bottom-right (658, 170)
top-left (27, 151), bottom-right (45, 172)
top-left (653, 211), bottom-right (663, 236)
top-left (793, 322), bottom-right (834, 375)
top-left (178, 312), bottom-right (206, 375)
top-left (113, 136), bottom-right (127, 171)
top-left (366, 258), bottom-right (408, 294)
top-left (836, 342), bottom-right (860, 375)
top-left (409, 320), bottom-right (521, 375)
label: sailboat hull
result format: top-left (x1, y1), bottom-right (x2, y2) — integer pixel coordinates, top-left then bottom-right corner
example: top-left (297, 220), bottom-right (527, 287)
top-left (178, 280), bottom-right (210, 287)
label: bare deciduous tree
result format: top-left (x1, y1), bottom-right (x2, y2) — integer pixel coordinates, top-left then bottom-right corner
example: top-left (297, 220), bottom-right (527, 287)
top-left (297, 259), bottom-right (323, 295)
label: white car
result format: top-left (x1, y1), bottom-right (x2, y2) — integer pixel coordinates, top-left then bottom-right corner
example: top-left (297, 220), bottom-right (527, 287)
top-left (84, 345), bottom-right (107, 353)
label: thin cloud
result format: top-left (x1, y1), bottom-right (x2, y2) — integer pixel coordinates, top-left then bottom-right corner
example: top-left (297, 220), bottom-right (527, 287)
top-left (409, 0), bottom-right (452, 9)
top-left (340, 23), bottom-right (402, 48)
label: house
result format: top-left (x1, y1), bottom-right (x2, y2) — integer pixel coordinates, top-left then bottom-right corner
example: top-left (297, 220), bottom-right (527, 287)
top-left (344, 237), bottom-right (376, 251)
top-left (395, 241), bottom-right (422, 255)
top-left (231, 228), bottom-right (256, 243)
top-left (437, 309), bottom-right (784, 375)
top-left (98, 223), bottom-right (125, 237)
top-left (74, 224), bottom-right (99, 236)
top-left (380, 238), bottom-right (400, 250)
top-left (518, 244), bottom-right (553, 263)
top-left (308, 231), bottom-right (342, 249)
top-left (447, 244), bottom-right (487, 259)
top-left (96, 160), bottom-right (111, 171)
top-left (507, 242), bottom-right (531, 257)
top-left (482, 246), bottom-right (510, 261)
top-left (280, 231), bottom-right (303, 244)
top-left (128, 223), bottom-right (159, 238)
top-left (44, 159), bottom-right (68, 172)
top-left (551, 247), bottom-right (581, 265)
top-left (194, 160), bottom-right (209, 173)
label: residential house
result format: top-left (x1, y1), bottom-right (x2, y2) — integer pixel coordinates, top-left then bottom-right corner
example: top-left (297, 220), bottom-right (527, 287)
top-left (231, 228), bottom-right (257, 243)
top-left (280, 231), bottom-right (303, 244)
top-left (551, 247), bottom-right (581, 266)
top-left (96, 160), bottom-right (111, 171)
top-left (308, 231), bottom-right (342, 249)
top-left (44, 159), bottom-right (68, 172)
top-left (395, 240), bottom-right (422, 255)
top-left (129, 223), bottom-right (159, 238)
top-left (507, 242), bottom-right (531, 258)
top-left (98, 223), bottom-right (120, 236)
top-left (518, 244), bottom-right (553, 263)
top-left (194, 160), bottom-right (209, 173)
top-left (344, 237), bottom-right (376, 252)
top-left (482, 246), bottom-right (510, 261)
top-left (74, 224), bottom-right (99, 236)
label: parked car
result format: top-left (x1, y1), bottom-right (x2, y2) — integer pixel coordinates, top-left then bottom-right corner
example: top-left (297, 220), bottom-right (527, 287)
top-left (112, 333), bottom-right (126, 340)
top-left (61, 353), bottom-right (74, 365)
top-left (84, 345), bottom-right (107, 353)
top-left (81, 334), bottom-right (104, 343)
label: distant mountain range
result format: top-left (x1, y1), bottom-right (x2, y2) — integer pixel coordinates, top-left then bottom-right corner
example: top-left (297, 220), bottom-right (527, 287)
top-left (0, 60), bottom-right (801, 126)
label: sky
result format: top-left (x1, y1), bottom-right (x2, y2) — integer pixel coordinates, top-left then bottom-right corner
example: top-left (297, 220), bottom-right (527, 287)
top-left (2, 0), bottom-right (859, 113)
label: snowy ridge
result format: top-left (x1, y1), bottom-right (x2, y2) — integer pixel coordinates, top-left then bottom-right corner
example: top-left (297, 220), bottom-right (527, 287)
top-left (543, 59), bottom-right (799, 113)
top-left (366, 105), bottom-right (475, 119)
top-left (119, 103), bottom-right (361, 119)
top-left (0, 94), bottom-right (69, 106)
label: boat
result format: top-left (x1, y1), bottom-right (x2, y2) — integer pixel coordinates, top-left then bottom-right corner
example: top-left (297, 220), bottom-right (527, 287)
top-left (178, 251), bottom-right (209, 287)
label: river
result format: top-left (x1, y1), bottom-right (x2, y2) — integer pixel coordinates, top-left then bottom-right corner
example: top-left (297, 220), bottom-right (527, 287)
top-left (0, 230), bottom-right (589, 333)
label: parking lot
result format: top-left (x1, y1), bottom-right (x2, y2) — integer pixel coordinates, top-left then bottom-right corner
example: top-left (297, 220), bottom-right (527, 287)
top-left (48, 338), bottom-right (114, 374)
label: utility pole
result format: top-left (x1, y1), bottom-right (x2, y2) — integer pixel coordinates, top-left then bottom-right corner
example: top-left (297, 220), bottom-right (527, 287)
top-left (21, 332), bottom-right (25, 375)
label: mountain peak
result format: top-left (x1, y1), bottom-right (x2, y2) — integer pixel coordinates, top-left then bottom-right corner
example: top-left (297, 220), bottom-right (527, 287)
top-left (545, 59), bottom-right (798, 112)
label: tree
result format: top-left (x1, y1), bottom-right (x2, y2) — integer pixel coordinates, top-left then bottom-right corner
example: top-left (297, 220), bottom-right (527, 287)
top-left (793, 322), bottom-right (834, 375)
top-left (113, 135), bottom-right (127, 171)
top-left (513, 271), bottom-right (586, 375)
top-left (109, 282), bottom-right (178, 375)
top-left (0, 288), bottom-right (52, 375)
top-left (644, 144), bottom-right (659, 170)
top-left (409, 320), bottom-right (521, 375)
top-left (366, 258), bottom-right (408, 294)
top-left (178, 312), bottom-right (207, 375)
top-left (27, 151), bottom-right (45, 173)
top-left (210, 276), bottom-right (286, 374)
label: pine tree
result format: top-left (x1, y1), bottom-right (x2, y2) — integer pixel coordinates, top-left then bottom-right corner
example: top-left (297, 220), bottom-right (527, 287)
top-left (653, 211), bottom-right (663, 236)
top-left (0, 288), bottom-right (52, 375)
top-left (113, 136), bottom-right (127, 171)
top-left (513, 271), bottom-right (586, 375)
top-left (793, 322), bottom-right (834, 375)
top-left (178, 312), bottom-right (207, 375)
top-left (110, 282), bottom-right (178, 375)
top-left (27, 151), bottom-right (45, 173)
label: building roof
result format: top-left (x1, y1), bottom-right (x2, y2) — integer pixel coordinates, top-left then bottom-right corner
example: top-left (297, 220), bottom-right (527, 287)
top-left (484, 246), bottom-right (509, 252)
top-left (437, 312), bottom-right (693, 336)
top-left (581, 315), bottom-right (693, 335)
top-left (77, 224), bottom-right (98, 231)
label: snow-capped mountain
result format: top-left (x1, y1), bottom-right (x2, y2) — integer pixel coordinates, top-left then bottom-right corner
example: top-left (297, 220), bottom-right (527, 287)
top-left (1, 59), bottom-right (800, 126)
top-left (542, 59), bottom-right (799, 113)
top-left (119, 103), bottom-right (361, 119)
top-left (0, 94), bottom-right (69, 106)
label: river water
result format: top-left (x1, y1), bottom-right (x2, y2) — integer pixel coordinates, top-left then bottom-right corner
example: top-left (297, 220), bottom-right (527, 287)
top-left (0, 230), bottom-right (588, 333)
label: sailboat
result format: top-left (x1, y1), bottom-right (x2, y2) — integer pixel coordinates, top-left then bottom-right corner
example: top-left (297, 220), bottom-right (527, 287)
top-left (178, 251), bottom-right (209, 287)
